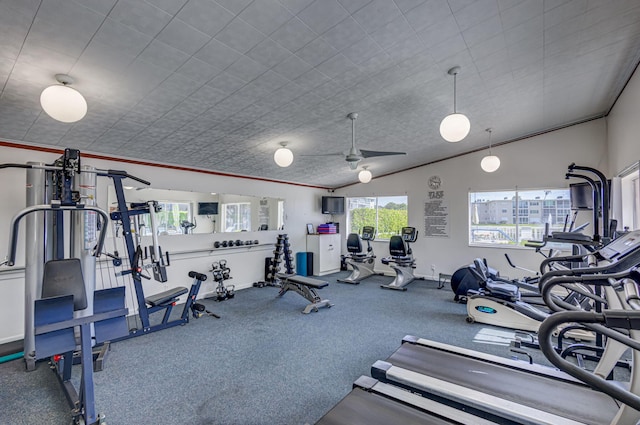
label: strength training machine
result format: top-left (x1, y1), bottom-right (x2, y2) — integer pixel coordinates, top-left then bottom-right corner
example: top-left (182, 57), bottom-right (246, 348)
top-left (1, 149), bottom-right (130, 425)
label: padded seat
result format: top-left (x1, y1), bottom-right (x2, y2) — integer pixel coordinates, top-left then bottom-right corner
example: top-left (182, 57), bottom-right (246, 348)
top-left (145, 287), bottom-right (188, 307)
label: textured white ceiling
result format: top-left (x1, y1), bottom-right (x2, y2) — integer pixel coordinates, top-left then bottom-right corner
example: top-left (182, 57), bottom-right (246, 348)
top-left (1, 0), bottom-right (639, 188)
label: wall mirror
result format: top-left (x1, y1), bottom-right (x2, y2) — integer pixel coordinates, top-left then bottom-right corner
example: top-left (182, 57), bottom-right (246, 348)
top-left (107, 186), bottom-right (285, 236)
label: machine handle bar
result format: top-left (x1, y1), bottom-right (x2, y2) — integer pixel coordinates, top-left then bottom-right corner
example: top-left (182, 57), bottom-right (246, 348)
top-left (6, 204), bottom-right (109, 266)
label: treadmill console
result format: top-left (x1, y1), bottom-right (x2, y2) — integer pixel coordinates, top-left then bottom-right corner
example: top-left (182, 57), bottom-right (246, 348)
top-left (401, 227), bottom-right (418, 243)
top-left (361, 226), bottom-right (375, 241)
top-left (599, 229), bottom-right (640, 260)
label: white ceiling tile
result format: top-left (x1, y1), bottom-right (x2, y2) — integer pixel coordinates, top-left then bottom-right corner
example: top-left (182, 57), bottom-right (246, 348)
top-left (272, 54), bottom-right (313, 80)
top-left (499, 0), bottom-right (542, 30)
top-left (93, 18), bottom-right (153, 58)
top-left (320, 17), bottom-right (367, 52)
top-left (462, 14), bottom-right (503, 47)
top-left (278, 0), bottom-right (316, 15)
top-left (206, 72), bottom-right (247, 94)
top-left (144, 0), bottom-right (189, 15)
top-left (176, 57), bottom-right (223, 84)
top-left (108, 0), bottom-right (172, 37)
top-left (453, 0), bottom-right (499, 32)
top-left (370, 15), bottom-right (415, 50)
top-left (156, 18), bottom-right (211, 55)
top-left (215, 0), bottom-right (254, 15)
top-left (1, 0), bottom-right (639, 187)
top-left (293, 68), bottom-right (331, 91)
top-left (342, 37), bottom-right (382, 65)
top-left (270, 17), bottom-right (317, 52)
top-left (214, 18), bottom-right (266, 54)
top-left (503, 15), bottom-right (542, 46)
top-left (544, 0), bottom-right (588, 30)
top-left (415, 14), bottom-right (460, 48)
top-left (176, 0), bottom-right (235, 37)
top-left (247, 38), bottom-right (293, 68)
top-left (337, 0), bottom-right (373, 14)
top-left (225, 56), bottom-right (269, 82)
top-left (315, 54), bottom-right (358, 79)
top-left (297, 0), bottom-right (349, 34)
top-left (428, 33), bottom-right (469, 63)
top-left (352, 0), bottom-right (402, 34)
top-left (251, 70), bottom-right (290, 93)
top-left (239, 0), bottom-right (294, 36)
top-left (395, 0), bottom-right (427, 13)
top-left (138, 40), bottom-right (190, 73)
top-left (26, 3), bottom-right (104, 58)
top-left (295, 38), bottom-right (338, 67)
top-left (194, 38), bottom-right (243, 69)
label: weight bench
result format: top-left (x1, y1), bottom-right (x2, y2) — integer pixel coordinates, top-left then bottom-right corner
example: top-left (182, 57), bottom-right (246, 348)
top-left (276, 273), bottom-right (333, 314)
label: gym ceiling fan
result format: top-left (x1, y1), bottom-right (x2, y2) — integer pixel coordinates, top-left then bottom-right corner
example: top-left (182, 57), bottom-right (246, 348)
top-left (313, 113), bottom-right (406, 170)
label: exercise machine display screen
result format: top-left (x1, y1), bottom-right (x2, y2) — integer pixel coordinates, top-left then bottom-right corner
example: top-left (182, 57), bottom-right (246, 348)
top-left (401, 227), bottom-right (417, 242)
top-left (362, 226), bottom-right (375, 241)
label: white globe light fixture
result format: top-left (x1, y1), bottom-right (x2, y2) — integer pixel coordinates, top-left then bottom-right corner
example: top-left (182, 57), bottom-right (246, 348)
top-left (358, 167), bottom-right (372, 183)
top-left (40, 74), bottom-right (87, 123)
top-left (274, 142), bottom-right (294, 167)
top-left (440, 66), bottom-right (470, 142)
top-left (481, 128), bottom-right (501, 173)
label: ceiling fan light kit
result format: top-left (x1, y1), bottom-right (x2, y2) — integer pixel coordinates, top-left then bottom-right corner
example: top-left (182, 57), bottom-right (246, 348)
top-left (40, 74), bottom-right (87, 123)
top-left (358, 167), bottom-right (372, 183)
top-left (274, 141), bottom-right (293, 167)
top-left (481, 128), bottom-right (500, 172)
top-left (440, 66), bottom-right (470, 143)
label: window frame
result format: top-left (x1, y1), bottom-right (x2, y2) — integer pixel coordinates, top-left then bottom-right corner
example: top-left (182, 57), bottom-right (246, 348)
top-left (346, 195), bottom-right (408, 240)
top-left (469, 187), bottom-right (572, 248)
top-left (222, 202), bottom-right (252, 232)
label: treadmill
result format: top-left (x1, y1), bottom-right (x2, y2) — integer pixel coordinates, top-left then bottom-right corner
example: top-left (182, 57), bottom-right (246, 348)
top-left (316, 375), bottom-right (499, 425)
top-left (372, 336), bottom-right (622, 425)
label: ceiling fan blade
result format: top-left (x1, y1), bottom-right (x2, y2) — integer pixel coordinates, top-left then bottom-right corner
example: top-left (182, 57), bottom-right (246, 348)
top-left (360, 149), bottom-right (406, 158)
top-left (299, 152), bottom-right (344, 157)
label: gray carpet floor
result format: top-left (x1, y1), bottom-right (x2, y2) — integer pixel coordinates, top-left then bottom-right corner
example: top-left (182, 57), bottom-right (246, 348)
top-left (1, 272), bottom-right (557, 425)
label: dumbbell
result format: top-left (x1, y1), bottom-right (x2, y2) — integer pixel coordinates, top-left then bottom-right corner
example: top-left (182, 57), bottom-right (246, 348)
top-left (245, 240), bottom-right (252, 245)
top-left (214, 241), bottom-right (221, 248)
top-left (221, 241), bottom-right (228, 247)
top-left (228, 240), bottom-right (234, 247)
top-left (254, 240), bottom-right (259, 245)
top-left (235, 239), bottom-right (243, 246)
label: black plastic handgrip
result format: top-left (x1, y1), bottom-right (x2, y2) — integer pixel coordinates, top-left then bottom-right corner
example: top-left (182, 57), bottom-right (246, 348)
top-left (188, 271), bottom-right (207, 281)
top-left (107, 169), bottom-right (151, 186)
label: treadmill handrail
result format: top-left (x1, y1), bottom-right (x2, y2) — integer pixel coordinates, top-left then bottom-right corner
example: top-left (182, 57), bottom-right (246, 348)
top-left (539, 310), bottom-right (640, 411)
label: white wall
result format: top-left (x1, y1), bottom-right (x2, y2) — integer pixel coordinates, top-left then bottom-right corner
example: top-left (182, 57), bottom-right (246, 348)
top-left (335, 119), bottom-right (608, 281)
top-left (607, 65), bottom-right (640, 175)
top-left (0, 144), bottom-right (327, 343)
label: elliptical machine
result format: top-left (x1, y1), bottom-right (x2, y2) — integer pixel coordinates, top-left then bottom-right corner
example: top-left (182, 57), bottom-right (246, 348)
top-left (338, 226), bottom-right (376, 284)
top-left (381, 227), bottom-right (420, 291)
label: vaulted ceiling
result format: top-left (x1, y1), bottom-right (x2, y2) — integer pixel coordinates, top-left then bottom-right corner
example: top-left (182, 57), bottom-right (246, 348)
top-left (1, 0), bottom-right (639, 188)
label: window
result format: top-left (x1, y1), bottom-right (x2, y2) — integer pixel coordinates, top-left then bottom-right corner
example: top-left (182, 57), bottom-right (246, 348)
top-left (469, 188), bottom-right (570, 246)
top-left (347, 196), bottom-right (408, 239)
top-left (139, 201), bottom-right (192, 235)
top-left (223, 202), bottom-right (251, 232)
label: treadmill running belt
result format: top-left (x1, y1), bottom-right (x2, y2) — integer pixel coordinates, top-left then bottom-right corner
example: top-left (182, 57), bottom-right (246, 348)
top-left (385, 342), bottom-right (619, 425)
top-left (316, 387), bottom-right (470, 425)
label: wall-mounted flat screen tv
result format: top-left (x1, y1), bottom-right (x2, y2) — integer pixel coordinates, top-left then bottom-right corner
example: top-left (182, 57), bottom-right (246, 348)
top-left (322, 196), bottom-right (345, 215)
top-left (198, 202), bottom-right (219, 215)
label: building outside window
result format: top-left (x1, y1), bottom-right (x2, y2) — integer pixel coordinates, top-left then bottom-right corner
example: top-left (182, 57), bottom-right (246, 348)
top-left (469, 189), bottom-right (571, 246)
